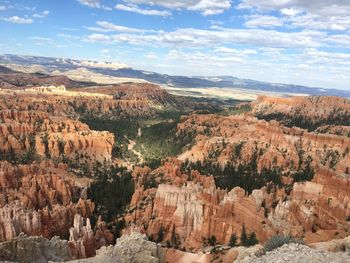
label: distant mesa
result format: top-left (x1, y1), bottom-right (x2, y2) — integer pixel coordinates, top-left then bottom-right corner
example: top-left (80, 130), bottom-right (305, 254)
top-left (1, 54), bottom-right (350, 98)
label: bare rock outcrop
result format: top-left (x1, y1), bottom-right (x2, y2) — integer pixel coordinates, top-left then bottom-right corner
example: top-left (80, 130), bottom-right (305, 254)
top-left (239, 243), bottom-right (350, 263)
top-left (251, 95), bottom-right (350, 130)
top-left (69, 214), bottom-right (96, 258)
top-left (0, 160), bottom-right (95, 242)
top-left (126, 155), bottom-right (350, 250)
top-left (0, 199), bottom-right (94, 242)
top-left (69, 231), bottom-right (164, 263)
top-left (0, 233), bottom-right (71, 263)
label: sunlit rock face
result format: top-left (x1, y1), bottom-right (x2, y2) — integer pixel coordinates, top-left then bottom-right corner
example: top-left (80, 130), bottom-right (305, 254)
top-left (69, 214), bottom-right (96, 258)
top-left (252, 95), bottom-right (350, 130)
top-left (1, 82), bottom-right (350, 260)
top-left (126, 166), bottom-right (350, 250)
top-left (0, 89), bottom-right (115, 253)
top-left (0, 107), bottom-right (114, 163)
top-left (124, 103), bottom-right (350, 250)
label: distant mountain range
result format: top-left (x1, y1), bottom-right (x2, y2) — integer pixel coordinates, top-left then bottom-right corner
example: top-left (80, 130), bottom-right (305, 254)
top-left (0, 54), bottom-right (349, 98)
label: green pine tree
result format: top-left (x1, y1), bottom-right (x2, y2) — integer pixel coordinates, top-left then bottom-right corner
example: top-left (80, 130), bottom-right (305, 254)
top-left (240, 224), bottom-right (248, 246)
top-left (208, 235), bottom-right (217, 246)
top-left (247, 232), bottom-right (259, 246)
top-left (229, 233), bottom-right (238, 247)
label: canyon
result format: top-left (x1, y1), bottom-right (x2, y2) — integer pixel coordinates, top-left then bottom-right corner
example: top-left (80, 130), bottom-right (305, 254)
top-left (0, 74), bottom-right (349, 262)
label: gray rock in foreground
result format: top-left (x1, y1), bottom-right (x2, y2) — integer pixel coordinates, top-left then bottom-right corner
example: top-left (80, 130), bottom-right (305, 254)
top-left (0, 233), bottom-right (71, 263)
top-left (70, 232), bottom-right (164, 263)
top-left (239, 243), bottom-right (350, 263)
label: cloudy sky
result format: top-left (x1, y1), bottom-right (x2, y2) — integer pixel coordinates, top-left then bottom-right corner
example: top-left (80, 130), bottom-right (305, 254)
top-left (0, 0), bottom-right (349, 90)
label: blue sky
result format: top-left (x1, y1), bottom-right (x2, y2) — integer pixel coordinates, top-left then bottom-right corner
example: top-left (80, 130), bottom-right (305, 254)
top-left (0, 0), bottom-right (349, 90)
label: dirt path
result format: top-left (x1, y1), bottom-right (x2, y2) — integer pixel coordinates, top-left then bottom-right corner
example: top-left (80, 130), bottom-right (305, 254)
top-left (127, 138), bottom-right (144, 163)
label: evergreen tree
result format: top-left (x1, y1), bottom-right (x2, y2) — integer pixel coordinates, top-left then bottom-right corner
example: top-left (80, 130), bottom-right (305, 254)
top-left (240, 224), bottom-right (248, 246)
top-left (208, 235), bottom-right (217, 246)
top-left (229, 233), bottom-right (238, 247)
top-left (247, 232), bottom-right (259, 246)
top-left (157, 227), bottom-right (164, 243)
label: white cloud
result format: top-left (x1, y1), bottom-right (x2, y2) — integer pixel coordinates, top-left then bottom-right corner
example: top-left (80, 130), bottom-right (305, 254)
top-left (188, 0), bottom-right (232, 16)
top-left (115, 4), bottom-right (171, 16)
top-left (94, 21), bottom-right (148, 33)
top-left (286, 13), bottom-right (350, 31)
top-left (79, 19), bottom-right (350, 89)
top-left (124, 0), bottom-right (232, 16)
top-left (245, 15), bottom-right (283, 28)
top-left (58, 33), bottom-right (82, 40)
top-left (146, 52), bottom-right (158, 59)
top-left (305, 48), bottom-right (350, 60)
top-left (85, 26), bottom-right (112, 33)
top-left (29, 36), bottom-right (68, 48)
top-left (0, 5), bottom-right (7, 11)
top-left (166, 49), bottom-right (243, 66)
top-left (86, 33), bottom-right (112, 43)
top-left (29, 36), bottom-right (53, 42)
top-left (2, 16), bottom-right (34, 24)
top-left (239, 0), bottom-right (350, 31)
top-left (209, 20), bottom-right (224, 26)
top-left (78, 0), bottom-right (101, 8)
top-left (238, 0), bottom-right (350, 14)
top-left (33, 10), bottom-right (50, 18)
top-left (86, 21), bottom-right (157, 35)
top-left (280, 8), bottom-right (302, 17)
top-left (154, 47), bottom-right (350, 90)
top-left (101, 49), bottom-right (110, 53)
top-left (327, 34), bottom-right (350, 48)
top-left (85, 26), bottom-right (325, 48)
top-left (77, 0), bottom-right (112, 10)
top-left (214, 47), bottom-right (257, 55)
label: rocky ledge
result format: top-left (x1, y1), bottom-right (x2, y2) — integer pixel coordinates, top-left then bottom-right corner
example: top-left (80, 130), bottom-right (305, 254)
top-left (69, 231), bottom-right (164, 263)
top-left (240, 243), bottom-right (350, 263)
top-left (0, 233), bottom-right (71, 263)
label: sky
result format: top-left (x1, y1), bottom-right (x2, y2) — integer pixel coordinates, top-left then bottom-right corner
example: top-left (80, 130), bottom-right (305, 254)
top-left (0, 0), bottom-right (349, 90)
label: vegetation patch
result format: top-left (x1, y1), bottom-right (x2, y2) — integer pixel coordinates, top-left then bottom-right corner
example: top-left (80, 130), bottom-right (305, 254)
top-left (255, 112), bottom-right (350, 131)
top-left (82, 112), bottom-right (196, 168)
top-left (263, 235), bottom-right (304, 254)
top-left (87, 163), bottom-right (134, 225)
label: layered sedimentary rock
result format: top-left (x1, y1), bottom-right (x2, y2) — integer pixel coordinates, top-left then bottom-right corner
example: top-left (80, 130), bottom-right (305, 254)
top-left (75, 83), bottom-right (221, 114)
top-left (69, 214), bottom-right (96, 258)
top-left (251, 95), bottom-right (350, 130)
top-left (124, 112), bottom-right (350, 250)
top-left (126, 161), bottom-right (350, 251)
top-left (269, 168), bottom-right (350, 243)
top-left (0, 161), bottom-right (78, 208)
top-left (316, 125), bottom-right (350, 137)
top-left (177, 114), bottom-right (350, 175)
top-left (0, 107), bottom-right (114, 163)
top-left (0, 90), bottom-right (114, 250)
top-left (1, 84), bottom-right (350, 261)
top-left (0, 198), bottom-right (94, 242)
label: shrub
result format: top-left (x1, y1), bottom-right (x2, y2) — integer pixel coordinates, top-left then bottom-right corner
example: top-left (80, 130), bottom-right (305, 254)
top-left (263, 235), bottom-right (304, 253)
